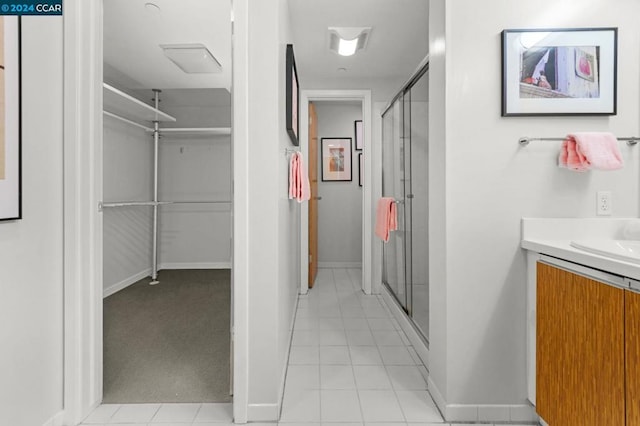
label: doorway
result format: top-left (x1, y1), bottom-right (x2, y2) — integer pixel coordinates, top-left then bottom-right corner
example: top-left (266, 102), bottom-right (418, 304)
top-left (309, 100), bottom-right (364, 290)
top-left (300, 91), bottom-right (373, 295)
top-left (100, 0), bottom-right (233, 404)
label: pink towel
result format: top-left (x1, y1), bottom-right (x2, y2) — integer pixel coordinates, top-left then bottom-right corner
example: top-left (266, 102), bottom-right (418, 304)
top-left (288, 152), bottom-right (298, 198)
top-left (288, 152), bottom-right (311, 202)
top-left (375, 197), bottom-right (397, 243)
top-left (559, 132), bottom-right (623, 171)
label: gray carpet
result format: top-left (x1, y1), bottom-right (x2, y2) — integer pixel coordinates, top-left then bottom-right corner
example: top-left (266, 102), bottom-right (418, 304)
top-left (103, 269), bottom-right (231, 403)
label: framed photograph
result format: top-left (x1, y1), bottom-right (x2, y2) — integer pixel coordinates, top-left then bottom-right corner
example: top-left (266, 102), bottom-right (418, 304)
top-left (321, 138), bottom-right (352, 182)
top-left (354, 120), bottom-right (363, 150)
top-left (286, 44), bottom-right (299, 146)
top-left (358, 153), bottom-right (363, 187)
top-left (0, 17), bottom-right (21, 221)
top-left (501, 27), bottom-right (617, 116)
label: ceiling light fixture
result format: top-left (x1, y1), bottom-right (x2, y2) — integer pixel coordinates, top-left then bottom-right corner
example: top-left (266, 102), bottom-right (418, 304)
top-left (160, 43), bottom-right (222, 74)
top-left (328, 27), bottom-right (371, 57)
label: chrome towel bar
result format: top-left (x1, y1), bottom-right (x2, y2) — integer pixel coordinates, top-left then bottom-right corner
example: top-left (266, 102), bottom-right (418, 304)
top-left (519, 136), bottom-right (640, 146)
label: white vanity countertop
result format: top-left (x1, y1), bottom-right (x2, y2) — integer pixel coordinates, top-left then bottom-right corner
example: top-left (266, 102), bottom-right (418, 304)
top-left (521, 218), bottom-right (640, 281)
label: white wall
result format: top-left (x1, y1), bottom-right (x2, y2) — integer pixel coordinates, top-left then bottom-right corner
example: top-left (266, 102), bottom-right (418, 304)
top-left (427, 0), bottom-right (448, 408)
top-left (315, 102), bottom-right (363, 266)
top-left (276, 0), bottom-right (300, 408)
top-left (158, 135), bottom-right (231, 269)
top-left (305, 76), bottom-right (404, 104)
top-left (233, 0), bottom-right (299, 420)
top-left (162, 105), bottom-right (231, 129)
top-left (0, 17), bottom-right (64, 426)
top-left (429, 0), bottom-right (640, 420)
top-left (103, 117), bottom-right (153, 293)
top-left (103, 102), bottom-right (232, 295)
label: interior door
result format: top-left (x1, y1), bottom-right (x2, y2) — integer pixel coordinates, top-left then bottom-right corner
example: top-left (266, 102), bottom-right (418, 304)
top-left (308, 102), bottom-right (318, 288)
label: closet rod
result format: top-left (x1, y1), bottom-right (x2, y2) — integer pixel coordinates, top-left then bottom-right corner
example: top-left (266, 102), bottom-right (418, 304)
top-left (99, 200), bottom-right (232, 210)
top-left (160, 201), bottom-right (232, 204)
top-left (519, 136), bottom-right (640, 146)
top-left (103, 111), bottom-right (154, 132)
top-left (147, 127), bottom-right (232, 135)
top-left (99, 201), bottom-right (156, 210)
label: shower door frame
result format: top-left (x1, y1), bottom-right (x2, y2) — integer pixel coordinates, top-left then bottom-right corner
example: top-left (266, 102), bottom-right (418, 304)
top-left (380, 58), bottom-right (430, 344)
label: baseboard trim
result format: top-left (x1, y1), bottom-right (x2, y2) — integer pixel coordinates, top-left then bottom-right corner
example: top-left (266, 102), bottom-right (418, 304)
top-left (379, 285), bottom-right (429, 370)
top-left (103, 263), bottom-right (232, 298)
top-left (317, 262), bottom-right (362, 268)
top-left (159, 262), bottom-right (231, 270)
top-left (42, 411), bottom-right (64, 426)
top-left (380, 287), bottom-right (538, 424)
top-left (247, 403), bottom-right (279, 421)
top-left (103, 268), bottom-right (152, 298)
top-left (277, 295), bottom-right (300, 420)
top-left (427, 376), bottom-right (446, 418)
top-left (445, 403), bottom-right (538, 423)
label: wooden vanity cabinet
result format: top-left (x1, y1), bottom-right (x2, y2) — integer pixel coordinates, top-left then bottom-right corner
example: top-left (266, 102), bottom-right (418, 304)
top-left (627, 290), bottom-right (640, 426)
top-left (536, 262), bottom-right (625, 426)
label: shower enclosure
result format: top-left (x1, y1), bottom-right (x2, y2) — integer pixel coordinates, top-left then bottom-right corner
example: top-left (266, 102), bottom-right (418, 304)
top-left (381, 60), bottom-right (429, 343)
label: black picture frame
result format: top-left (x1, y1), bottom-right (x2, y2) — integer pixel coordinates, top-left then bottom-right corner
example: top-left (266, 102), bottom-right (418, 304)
top-left (0, 16), bottom-right (22, 221)
top-left (321, 138), bottom-right (352, 182)
top-left (354, 120), bottom-right (363, 150)
top-left (501, 27), bottom-right (617, 116)
top-left (358, 153), bottom-right (363, 187)
top-left (286, 44), bottom-right (299, 146)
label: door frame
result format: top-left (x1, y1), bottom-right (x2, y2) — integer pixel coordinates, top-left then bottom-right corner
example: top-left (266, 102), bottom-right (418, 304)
top-left (63, 1), bottom-right (104, 423)
top-left (299, 90), bottom-right (374, 295)
top-left (62, 1), bottom-right (242, 423)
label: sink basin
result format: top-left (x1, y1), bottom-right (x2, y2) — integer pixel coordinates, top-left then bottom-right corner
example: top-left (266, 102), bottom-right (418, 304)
top-left (570, 240), bottom-right (640, 264)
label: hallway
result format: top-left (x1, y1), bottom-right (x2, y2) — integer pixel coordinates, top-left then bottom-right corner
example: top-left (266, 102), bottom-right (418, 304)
top-left (79, 267), bottom-right (538, 425)
top-left (280, 268), bottom-right (441, 423)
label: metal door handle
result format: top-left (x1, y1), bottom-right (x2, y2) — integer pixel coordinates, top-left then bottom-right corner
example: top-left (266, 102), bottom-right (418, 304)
top-left (315, 196), bottom-right (323, 200)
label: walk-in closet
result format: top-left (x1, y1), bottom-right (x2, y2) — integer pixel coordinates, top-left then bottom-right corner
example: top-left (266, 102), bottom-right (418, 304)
top-left (100, 0), bottom-right (232, 403)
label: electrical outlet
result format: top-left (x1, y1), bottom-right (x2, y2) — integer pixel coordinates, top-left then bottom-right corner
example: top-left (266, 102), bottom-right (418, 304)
top-left (597, 191), bottom-right (612, 216)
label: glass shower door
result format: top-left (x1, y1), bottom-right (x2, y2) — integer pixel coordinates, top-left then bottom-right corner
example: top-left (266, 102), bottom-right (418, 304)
top-left (408, 70), bottom-right (429, 338)
top-left (381, 65), bottom-right (429, 343)
top-left (382, 98), bottom-right (408, 311)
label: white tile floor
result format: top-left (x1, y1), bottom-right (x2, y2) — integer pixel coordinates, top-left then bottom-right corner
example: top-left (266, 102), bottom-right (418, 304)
top-left (81, 268), bottom-right (535, 426)
top-left (80, 401), bottom-right (233, 425)
top-left (279, 268), bottom-right (442, 425)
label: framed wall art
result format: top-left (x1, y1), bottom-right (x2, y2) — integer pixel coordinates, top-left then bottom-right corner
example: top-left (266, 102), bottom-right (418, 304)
top-left (354, 120), bottom-right (363, 150)
top-left (286, 44), bottom-right (300, 145)
top-left (321, 138), bottom-right (352, 182)
top-left (501, 27), bottom-right (617, 116)
top-left (0, 16), bottom-right (21, 221)
top-left (358, 153), bottom-right (363, 187)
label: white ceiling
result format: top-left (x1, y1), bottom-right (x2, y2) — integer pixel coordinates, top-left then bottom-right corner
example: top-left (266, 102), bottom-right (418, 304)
top-left (103, 0), bottom-right (428, 100)
top-left (103, 0), bottom-right (232, 91)
top-left (288, 0), bottom-right (429, 86)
